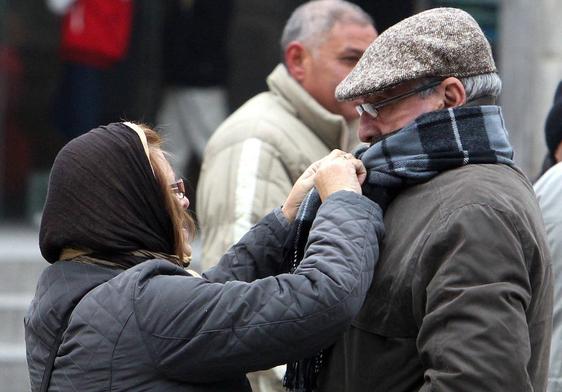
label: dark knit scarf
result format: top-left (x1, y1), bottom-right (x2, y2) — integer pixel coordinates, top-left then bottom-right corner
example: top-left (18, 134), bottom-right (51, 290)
top-left (40, 122), bottom-right (177, 268)
top-left (283, 106), bottom-right (514, 392)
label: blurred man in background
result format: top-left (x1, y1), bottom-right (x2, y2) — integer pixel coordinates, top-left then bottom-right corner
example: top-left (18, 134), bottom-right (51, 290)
top-left (196, 2), bottom-right (376, 390)
top-left (197, 0), bottom-right (376, 269)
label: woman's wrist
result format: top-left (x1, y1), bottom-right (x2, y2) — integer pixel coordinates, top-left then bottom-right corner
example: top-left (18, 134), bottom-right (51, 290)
top-left (281, 204), bottom-right (296, 223)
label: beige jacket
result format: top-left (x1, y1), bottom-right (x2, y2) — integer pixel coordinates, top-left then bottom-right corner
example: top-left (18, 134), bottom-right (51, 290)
top-left (197, 64), bottom-right (357, 270)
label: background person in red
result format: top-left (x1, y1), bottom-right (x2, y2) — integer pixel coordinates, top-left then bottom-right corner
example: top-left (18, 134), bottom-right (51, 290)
top-left (46, 0), bottom-right (133, 140)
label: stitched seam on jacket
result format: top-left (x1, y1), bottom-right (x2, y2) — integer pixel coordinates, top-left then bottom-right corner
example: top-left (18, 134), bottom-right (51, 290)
top-left (109, 311), bottom-right (135, 391)
top-left (131, 268), bottom-right (163, 374)
top-left (152, 198), bottom-right (380, 339)
top-left (233, 138), bottom-right (263, 243)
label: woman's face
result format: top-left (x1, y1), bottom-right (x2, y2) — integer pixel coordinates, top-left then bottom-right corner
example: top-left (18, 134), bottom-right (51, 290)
top-left (154, 150), bottom-right (192, 257)
top-left (155, 150), bottom-right (190, 210)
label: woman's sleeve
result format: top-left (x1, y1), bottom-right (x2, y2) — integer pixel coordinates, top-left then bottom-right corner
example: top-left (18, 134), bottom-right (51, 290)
top-left (201, 207), bottom-right (292, 283)
top-left (134, 191), bottom-right (384, 383)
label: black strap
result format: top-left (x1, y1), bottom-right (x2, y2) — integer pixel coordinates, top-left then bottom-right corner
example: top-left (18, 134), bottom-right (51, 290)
top-left (39, 283), bottom-right (101, 391)
top-left (39, 317), bottom-right (70, 392)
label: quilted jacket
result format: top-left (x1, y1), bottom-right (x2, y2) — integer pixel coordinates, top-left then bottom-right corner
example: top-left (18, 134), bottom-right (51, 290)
top-left (196, 64), bottom-right (359, 270)
top-left (25, 191), bottom-right (383, 391)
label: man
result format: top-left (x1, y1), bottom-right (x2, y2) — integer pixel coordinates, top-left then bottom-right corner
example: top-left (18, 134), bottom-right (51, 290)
top-left (316, 8), bottom-right (552, 392)
top-left (197, 0), bottom-right (377, 269)
top-left (534, 81), bottom-right (562, 392)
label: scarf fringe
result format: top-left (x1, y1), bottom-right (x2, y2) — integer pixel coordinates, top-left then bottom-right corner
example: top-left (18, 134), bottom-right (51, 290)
top-left (283, 351), bottom-right (323, 392)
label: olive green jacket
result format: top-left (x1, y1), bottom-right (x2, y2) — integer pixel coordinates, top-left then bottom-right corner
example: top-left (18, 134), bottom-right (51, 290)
top-left (319, 164), bottom-right (553, 392)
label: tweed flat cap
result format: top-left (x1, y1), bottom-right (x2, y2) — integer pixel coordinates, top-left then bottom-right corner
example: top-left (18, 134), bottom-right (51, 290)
top-left (336, 7), bottom-right (497, 101)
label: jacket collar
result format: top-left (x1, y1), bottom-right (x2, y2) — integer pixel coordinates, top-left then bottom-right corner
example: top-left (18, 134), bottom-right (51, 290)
top-left (266, 64), bottom-right (351, 151)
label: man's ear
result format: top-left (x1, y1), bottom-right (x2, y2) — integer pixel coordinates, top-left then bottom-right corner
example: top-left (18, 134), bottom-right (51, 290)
top-left (441, 77), bottom-right (466, 108)
top-left (284, 41), bottom-right (308, 83)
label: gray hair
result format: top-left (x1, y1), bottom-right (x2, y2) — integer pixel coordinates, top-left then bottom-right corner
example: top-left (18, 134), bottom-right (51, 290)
top-left (280, 0), bottom-right (373, 53)
top-left (460, 73), bottom-right (502, 101)
top-left (418, 73), bottom-right (502, 101)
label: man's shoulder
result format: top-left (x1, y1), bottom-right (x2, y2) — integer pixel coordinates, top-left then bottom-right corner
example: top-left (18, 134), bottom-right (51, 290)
top-left (535, 162), bottom-right (562, 196)
top-left (534, 163), bottom-right (562, 224)
top-left (205, 91), bottom-right (316, 155)
top-left (417, 162), bottom-right (519, 192)
top-left (413, 164), bottom-right (541, 228)
top-left (221, 91), bottom-right (301, 131)
top-left (394, 164), bottom-right (537, 223)
top-left (435, 164), bottom-right (532, 202)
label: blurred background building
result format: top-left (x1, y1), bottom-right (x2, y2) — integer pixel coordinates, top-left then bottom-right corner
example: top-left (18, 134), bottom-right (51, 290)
top-left (0, 0), bottom-right (561, 390)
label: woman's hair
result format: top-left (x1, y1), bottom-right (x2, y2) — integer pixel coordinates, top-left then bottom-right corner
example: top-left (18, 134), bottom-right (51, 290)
top-left (141, 124), bottom-right (196, 265)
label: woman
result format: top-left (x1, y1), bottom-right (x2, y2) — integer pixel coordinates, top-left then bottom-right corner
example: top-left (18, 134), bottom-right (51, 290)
top-left (24, 122), bottom-right (384, 391)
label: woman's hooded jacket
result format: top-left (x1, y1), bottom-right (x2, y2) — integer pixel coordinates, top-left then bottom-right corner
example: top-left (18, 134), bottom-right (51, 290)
top-left (24, 122), bottom-right (384, 391)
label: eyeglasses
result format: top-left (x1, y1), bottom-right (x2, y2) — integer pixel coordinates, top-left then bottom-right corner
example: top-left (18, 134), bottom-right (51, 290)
top-left (355, 79), bottom-right (443, 119)
top-left (170, 179), bottom-right (185, 199)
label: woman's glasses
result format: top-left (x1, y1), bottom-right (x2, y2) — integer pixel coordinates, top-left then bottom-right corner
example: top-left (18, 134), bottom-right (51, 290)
top-left (170, 179), bottom-right (185, 199)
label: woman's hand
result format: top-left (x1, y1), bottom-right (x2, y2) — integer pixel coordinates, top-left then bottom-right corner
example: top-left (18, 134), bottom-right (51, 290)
top-left (282, 150), bottom-right (366, 222)
top-left (314, 153), bottom-right (366, 202)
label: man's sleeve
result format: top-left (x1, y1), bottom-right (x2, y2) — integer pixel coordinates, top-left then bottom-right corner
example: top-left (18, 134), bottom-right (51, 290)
top-left (415, 204), bottom-right (536, 391)
top-left (197, 137), bottom-right (293, 271)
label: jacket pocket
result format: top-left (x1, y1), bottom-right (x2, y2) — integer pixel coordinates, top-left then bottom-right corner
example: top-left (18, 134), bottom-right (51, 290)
top-left (351, 280), bottom-right (419, 339)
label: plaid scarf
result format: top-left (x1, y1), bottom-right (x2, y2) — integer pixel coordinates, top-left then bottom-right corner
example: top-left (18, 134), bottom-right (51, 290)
top-left (282, 106), bottom-right (514, 392)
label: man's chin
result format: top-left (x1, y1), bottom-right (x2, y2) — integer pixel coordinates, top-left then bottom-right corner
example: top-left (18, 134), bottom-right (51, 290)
top-left (369, 128), bottom-right (403, 146)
